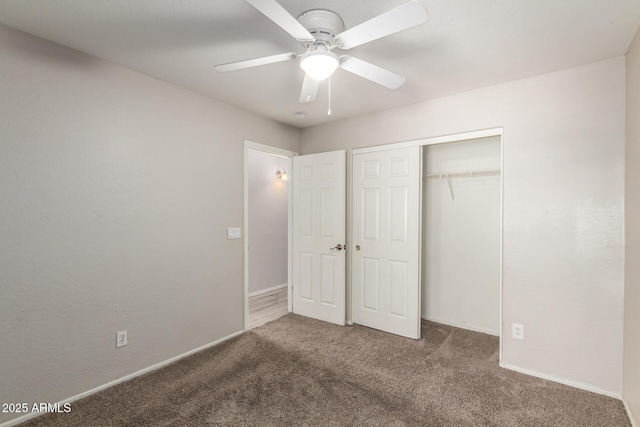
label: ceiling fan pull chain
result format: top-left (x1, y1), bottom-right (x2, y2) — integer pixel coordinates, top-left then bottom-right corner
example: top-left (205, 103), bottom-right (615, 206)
top-left (328, 77), bottom-right (332, 116)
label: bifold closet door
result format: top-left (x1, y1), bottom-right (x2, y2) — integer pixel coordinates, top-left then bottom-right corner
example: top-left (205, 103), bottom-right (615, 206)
top-left (352, 147), bottom-right (421, 339)
top-left (292, 150), bottom-right (346, 326)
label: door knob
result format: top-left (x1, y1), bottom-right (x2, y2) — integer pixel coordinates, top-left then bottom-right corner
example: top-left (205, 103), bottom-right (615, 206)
top-left (330, 244), bottom-right (343, 251)
top-left (355, 245), bottom-right (360, 251)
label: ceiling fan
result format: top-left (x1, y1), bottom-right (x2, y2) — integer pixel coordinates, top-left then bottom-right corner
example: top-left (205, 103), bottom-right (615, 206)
top-left (214, 0), bottom-right (428, 104)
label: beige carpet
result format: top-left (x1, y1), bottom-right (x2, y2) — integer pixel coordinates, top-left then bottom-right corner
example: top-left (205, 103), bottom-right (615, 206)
top-left (22, 315), bottom-right (629, 426)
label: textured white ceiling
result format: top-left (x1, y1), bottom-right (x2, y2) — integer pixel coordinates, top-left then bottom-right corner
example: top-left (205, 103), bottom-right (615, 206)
top-left (0, 0), bottom-right (639, 128)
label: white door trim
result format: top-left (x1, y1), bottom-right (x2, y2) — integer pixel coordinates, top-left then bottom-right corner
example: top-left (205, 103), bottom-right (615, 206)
top-left (352, 128), bottom-right (502, 154)
top-left (350, 127), bottom-right (503, 361)
top-left (243, 140), bottom-right (298, 332)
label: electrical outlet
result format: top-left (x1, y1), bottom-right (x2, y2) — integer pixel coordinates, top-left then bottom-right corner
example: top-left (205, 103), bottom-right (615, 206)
top-left (116, 330), bottom-right (127, 348)
top-left (512, 323), bottom-right (524, 340)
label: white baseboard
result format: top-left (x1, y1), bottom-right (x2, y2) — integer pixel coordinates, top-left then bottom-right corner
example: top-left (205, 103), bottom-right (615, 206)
top-left (248, 283), bottom-right (287, 297)
top-left (624, 398), bottom-right (638, 427)
top-left (0, 330), bottom-right (244, 427)
top-left (422, 316), bottom-right (499, 337)
top-left (500, 362), bottom-right (621, 400)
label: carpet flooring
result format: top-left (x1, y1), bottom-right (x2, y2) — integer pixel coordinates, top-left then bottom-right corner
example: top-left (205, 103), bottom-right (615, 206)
top-left (21, 315), bottom-right (630, 426)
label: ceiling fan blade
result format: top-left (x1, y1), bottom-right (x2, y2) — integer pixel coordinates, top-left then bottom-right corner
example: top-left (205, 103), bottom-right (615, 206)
top-left (214, 52), bottom-right (297, 72)
top-left (299, 74), bottom-right (319, 103)
top-left (337, 1), bottom-right (428, 49)
top-left (246, 0), bottom-right (315, 43)
top-left (339, 56), bottom-right (406, 89)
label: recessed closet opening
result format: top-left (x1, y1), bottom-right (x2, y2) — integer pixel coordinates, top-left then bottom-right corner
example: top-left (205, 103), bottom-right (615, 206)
top-left (421, 136), bottom-right (502, 336)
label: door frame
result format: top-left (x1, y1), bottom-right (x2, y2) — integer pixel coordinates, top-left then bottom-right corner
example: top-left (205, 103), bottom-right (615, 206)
top-left (351, 127), bottom-right (504, 361)
top-left (243, 140), bottom-right (298, 332)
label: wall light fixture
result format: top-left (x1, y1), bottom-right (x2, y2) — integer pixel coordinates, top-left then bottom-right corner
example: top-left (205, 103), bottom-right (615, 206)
top-left (276, 168), bottom-right (288, 180)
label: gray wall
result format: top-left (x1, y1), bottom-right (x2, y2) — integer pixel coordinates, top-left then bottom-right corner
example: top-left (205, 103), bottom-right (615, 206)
top-left (0, 24), bottom-right (300, 425)
top-left (624, 25), bottom-right (640, 424)
top-left (301, 57), bottom-right (625, 394)
top-left (422, 137), bottom-right (501, 335)
top-left (248, 151), bottom-right (290, 294)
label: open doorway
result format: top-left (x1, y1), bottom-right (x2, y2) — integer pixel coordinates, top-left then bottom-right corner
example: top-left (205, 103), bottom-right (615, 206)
top-left (244, 141), bottom-right (297, 330)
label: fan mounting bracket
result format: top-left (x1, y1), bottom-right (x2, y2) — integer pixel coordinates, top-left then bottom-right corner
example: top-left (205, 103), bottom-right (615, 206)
top-left (297, 9), bottom-right (344, 49)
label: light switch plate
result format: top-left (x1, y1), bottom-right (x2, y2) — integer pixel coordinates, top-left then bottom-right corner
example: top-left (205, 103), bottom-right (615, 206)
top-left (227, 227), bottom-right (241, 239)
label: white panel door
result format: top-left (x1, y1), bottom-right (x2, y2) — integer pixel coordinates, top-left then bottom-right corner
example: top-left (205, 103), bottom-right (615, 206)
top-left (292, 150), bottom-right (346, 325)
top-left (352, 147), bottom-right (421, 339)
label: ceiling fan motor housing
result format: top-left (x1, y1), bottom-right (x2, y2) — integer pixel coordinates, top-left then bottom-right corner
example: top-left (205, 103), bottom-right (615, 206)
top-left (297, 9), bottom-right (344, 49)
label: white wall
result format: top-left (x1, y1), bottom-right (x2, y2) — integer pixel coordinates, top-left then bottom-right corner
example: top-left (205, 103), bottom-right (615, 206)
top-left (624, 25), bottom-right (640, 423)
top-left (248, 151), bottom-right (290, 294)
top-left (422, 137), bottom-right (501, 335)
top-left (301, 57), bottom-right (625, 394)
top-left (0, 24), bottom-right (300, 425)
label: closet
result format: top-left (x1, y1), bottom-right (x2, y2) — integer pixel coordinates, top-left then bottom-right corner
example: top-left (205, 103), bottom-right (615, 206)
top-left (421, 136), bottom-right (501, 335)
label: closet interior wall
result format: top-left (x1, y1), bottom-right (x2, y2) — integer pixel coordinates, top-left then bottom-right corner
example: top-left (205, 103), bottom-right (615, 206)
top-left (422, 136), bottom-right (501, 335)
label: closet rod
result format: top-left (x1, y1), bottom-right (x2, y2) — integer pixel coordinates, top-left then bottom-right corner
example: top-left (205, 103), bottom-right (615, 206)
top-left (423, 169), bottom-right (501, 180)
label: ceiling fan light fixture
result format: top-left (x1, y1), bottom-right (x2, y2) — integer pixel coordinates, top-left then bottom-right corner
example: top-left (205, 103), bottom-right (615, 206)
top-left (300, 50), bottom-right (339, 81)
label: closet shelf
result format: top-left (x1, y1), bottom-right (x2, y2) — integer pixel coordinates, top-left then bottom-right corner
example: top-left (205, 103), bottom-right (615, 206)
top-left (423, 169), bottom-right (501, 180)
top-left (424, 169), bottom-right (501, 201)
